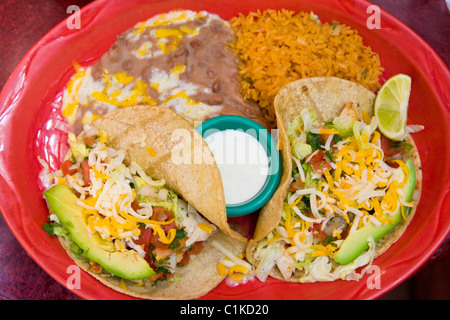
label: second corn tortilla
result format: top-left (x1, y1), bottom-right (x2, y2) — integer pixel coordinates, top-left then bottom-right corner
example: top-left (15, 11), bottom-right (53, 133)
top-left (250, 77), bottom-right (376, 244)
top-left (92, 105), bottom-right (247, 243)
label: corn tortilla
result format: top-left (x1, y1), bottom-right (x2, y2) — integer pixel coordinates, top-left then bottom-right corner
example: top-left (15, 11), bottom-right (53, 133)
top-left (247, 77), bottom-right (422, 282)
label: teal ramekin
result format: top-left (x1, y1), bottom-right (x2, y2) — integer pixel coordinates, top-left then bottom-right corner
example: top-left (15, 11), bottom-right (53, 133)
top-left (196, 115), bottom-right (281, 217)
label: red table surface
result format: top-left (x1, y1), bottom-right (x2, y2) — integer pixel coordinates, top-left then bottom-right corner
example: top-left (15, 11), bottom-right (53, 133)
top-left (0, 0), bottom-right (448, 300)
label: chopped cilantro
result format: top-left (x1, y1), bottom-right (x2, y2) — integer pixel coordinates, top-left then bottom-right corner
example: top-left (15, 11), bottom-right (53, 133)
top-left (307, 132), bottom-right (323, 151)
top-left (157, 266), bottom-right (170, 275)
top-left (333, 134), bottom-right (343, 144)
top-left (175, 228), bottom-right (187, 240)
top-left (42, 222), bottom-right (57, 237)
top-left (168, 228), bottom-right (188, 250)
top-left (325, 150), bottom-right (334, 162)
top-left (389, 140), bottom-right (404, 148)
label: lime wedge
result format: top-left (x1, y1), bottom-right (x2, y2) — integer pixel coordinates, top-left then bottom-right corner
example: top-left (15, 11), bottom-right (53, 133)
top-left (374, 74), bottom-right (411, 141)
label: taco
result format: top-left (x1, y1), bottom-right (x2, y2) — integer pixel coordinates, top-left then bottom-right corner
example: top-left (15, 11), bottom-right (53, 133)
top-left (246, 77), bottom-right (422, 283)
top-left (43, 105), bottom-right (246, 299)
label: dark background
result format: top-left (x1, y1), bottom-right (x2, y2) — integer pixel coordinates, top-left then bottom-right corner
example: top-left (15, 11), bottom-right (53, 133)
top-left (0, 0), bottom-right (448, 300)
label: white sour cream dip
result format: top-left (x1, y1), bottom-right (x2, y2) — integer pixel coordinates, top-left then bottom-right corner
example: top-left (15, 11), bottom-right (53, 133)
top-left (204, 129), bottom-right (269, 205)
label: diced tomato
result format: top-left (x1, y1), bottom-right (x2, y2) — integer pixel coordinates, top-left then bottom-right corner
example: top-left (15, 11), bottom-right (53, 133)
top-left (380, 135), bottom-right (405, 158)
top-left (151, 270), bottom-right (173, 282)
top-left (289, 179), bottom-right (303, 192)
top-left (163, 210), bottom-right (175, 222)
top-left (163, 221), bottom-right (177, 233)
top-left (136, 207), bottom-right (178, 250)
top-left (152, 206), bottom-right (167, 221)
top-left (152, 247), bottom-right (175, 259)
top-left (60, 159), bottom-right (77, 176)
top-left (163, 272), bottom-right (174, 281)
top-left (131, 200), bottom-right (140, 212)
top-left (83, 136), bottom-right (95, 148)
top-left (178, 251), bottom-right (190, 266)
top-left (81, 159), bottom-right (91, 186)
top-left (309, 223), bottom-right (328, 243)
top-left (340, 226), bottom-right (350, 241)
top-left (149, 271), bottom-right (173, 282)
top-left (309, 150), bottom-right (332, 173)
top-left (135, 225), bottom-right (167, 249)
top-left (148, 229), bottom-right (168, 248)
top-left (149, 273), bottom-right (162, 282)
top-left (176, 242), bottom-right (204, 268)
top-left (134, 226), bottom-right (152, 245)
top-left (188, 242), bottom-right (204, 255)
top-left (89, 261), bottom-right (103, 274)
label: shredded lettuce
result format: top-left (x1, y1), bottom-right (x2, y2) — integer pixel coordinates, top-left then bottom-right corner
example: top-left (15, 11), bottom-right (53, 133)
top-left (361, 116), bottom-right (378, 137)
top-left (137, 195), bottom-right (174, 212)
top-left (287, 116), bottom-right (302, 136)
top-left (301, 108), bottom-right (318, 132)
top-left (210, 240), bottom-right (253, 270)
top-left (289, 120), bottom-right (312, 160)
top-left (327, 116), bottom-right (355, 138)
top-left (255, 243), bottom-right (283, 282)
top-left (353, 117), bottom-right (378, 150)
top-left (42, 215), bottom-right (83, 258)
top-left (293, 255), bottom-right (312, 269)
top-left (43, 220), bottom-right (69, 239)
top-left (134, 174), bottom-right (182, 222)
top-left (302, 163), bottom-right (317, 188)
top-left (287, 109), bottom-right (320, 160)
top-left (168, 191), bottom-right (182, 221)
top-left (292, 142), bottom-right (313, 160)
top-left (133, 176), bottom-right (147, 189)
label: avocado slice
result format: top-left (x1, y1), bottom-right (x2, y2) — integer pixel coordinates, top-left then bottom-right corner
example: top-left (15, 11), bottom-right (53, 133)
top-left (333, 159), bottom-right (416, 265)
top-left (44, 185), bottom-right (155, 280)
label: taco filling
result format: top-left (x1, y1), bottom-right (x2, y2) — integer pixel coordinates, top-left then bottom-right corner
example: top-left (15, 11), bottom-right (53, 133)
top-left (44, 128), bottom-right (219, 285)
top-left (252, 100), bottom-right (420, 283)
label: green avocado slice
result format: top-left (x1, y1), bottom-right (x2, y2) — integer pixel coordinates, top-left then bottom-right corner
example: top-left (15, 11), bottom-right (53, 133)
top-left (44, 185), bottom-right (155, 280)
top-left (333, 159), bottom-right (416, 265)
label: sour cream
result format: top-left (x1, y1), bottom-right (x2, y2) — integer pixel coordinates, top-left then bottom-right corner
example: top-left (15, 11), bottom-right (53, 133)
top-left (204, 130), bottom-right (269, 205)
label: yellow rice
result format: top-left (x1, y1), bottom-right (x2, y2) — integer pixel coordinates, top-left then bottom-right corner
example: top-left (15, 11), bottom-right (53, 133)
top-left (230, 9), bottom-right (384, 123)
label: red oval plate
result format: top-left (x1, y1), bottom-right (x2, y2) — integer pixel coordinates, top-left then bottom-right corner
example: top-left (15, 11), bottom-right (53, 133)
top-left (0, 0), bottom-right (449, 300)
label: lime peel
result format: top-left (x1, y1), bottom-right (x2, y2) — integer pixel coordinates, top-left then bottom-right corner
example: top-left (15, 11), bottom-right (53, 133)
top-left (374, 74), bottom-right (411, 141)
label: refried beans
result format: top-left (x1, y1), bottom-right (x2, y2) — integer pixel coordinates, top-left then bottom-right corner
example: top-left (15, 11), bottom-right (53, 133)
top-left (61, 10), bottom-right (269, 134)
